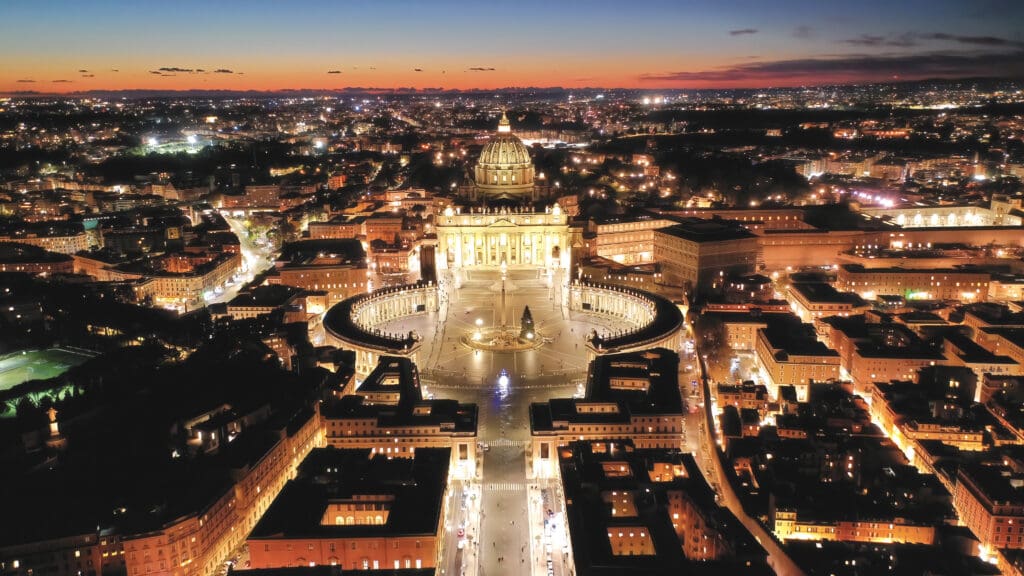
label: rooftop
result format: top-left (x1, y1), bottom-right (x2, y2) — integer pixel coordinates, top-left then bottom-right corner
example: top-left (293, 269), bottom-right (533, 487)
top-left (654, 219), bottom-right (756, 244)
top-left (532, 349), bottom-right (682, 433)
top-left (789, 282), bottom-right (867, 306)
top-left (759, 322), bottom-right (839, 359)
top-left (0, 241), bottom-right (73, 264)
top-left (840, 263), bottom-right (990, 276)
top-left (277, 238), bottom-right (366, 268)
top-left (249, 447), bottom-right (450, 540)
top-left (558, 440), bottom-right (768, 576)
top-left (322, 356), bottom-right (477, 434)
top-left (228, 284), bottom-right (304, 309)
top-left (959, 463), bottom-right (1024, 506)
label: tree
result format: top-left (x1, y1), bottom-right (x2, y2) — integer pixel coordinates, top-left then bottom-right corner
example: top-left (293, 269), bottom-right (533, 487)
top-left (374, 160), bottom-right (402, 189)
top-left (694, 314), bottom-right (729, 364)
top-left (520, 306), bottom-right (535, 340)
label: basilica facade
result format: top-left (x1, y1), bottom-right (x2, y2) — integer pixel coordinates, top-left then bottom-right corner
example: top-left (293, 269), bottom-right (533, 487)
top-left (436, 112), bottom-right (577, 272)
top-left (435, 203), bottom-right (573, 270)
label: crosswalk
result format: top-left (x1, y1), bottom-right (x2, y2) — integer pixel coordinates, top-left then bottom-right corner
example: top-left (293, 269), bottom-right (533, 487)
top-left (484, 482), bottom-right (525, 492)
top-left (488, 438), bottom-right (527, 448)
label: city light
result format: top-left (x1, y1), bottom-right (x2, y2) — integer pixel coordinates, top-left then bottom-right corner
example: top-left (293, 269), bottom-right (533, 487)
top-left (2, 11), bottom-right (1020, 576)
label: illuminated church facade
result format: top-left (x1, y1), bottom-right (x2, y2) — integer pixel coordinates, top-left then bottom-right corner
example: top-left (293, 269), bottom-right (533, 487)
top-left (436, 112), bottom-right (576, 272)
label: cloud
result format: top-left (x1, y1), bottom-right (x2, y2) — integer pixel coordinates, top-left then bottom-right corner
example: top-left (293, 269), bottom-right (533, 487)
top-left (792, 25), bottom-right (814, 39)
top-left (413, 68), bottom-right (423, 72)
top-left (467, 67), bottom-right (496, 71)
top-left (16, 79), bottom-right (35, 83)
top-left (729, 28), bottom-right (758, 36)
top-left (844, 34), bottom-right (919, 48)
top-left (637, 50), bottom-right (1024, 84)
top-left (845, 34), bottom-right (887, 46)
top-left (52, 79), bottom-right (72, 83)
top-left (81, 74), bottom-right (95, 78)
top-left (78, 69), bottom-right (88, 73)
top-left (845, 31), bottom-right (1023, 49)
top-left (111, 69), bottom-right (119, 72)
top-left (149, 66), bottom-right (236, 75)
top-left (920, 32), bottom-right (1024, 47)
top-left (881, 34), bottom-right (919, 48)
top-left (327, 70), bottom-right (342, 74)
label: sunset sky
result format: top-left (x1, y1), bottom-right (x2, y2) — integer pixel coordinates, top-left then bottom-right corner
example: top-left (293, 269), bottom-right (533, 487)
top-left (3, 0), bottom-right (1023, 93)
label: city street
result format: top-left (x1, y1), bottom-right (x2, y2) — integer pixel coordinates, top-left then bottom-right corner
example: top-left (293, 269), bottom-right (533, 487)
top-left (437, 381), bottom-right (578, 576)
top-left (207, 213), bottom-right (279, 306)
top-left (379, 268), bottom-right (593, 576)
top-left (694, 355), bottom-right (806, 576)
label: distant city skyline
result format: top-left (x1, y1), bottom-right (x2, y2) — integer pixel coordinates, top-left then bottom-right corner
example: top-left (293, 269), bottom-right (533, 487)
top-left (2, 0), bottom-right (1024, 94)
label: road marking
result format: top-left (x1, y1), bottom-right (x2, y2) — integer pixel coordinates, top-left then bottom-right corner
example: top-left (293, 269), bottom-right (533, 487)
top-left (489, 438), bottom-right (527, 448)
top-left (484, 482), bottom-right (525, 492)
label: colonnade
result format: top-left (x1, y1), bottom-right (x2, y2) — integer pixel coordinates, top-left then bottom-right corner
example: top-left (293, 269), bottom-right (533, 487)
top-left (569, 281), bottom-right (683, 356)
top-left (571, 284), bottom-right (657, 325)
top-left (350, 284), bottom-right (438, 328)
top-left (324, 284), bottom-right (438, 378)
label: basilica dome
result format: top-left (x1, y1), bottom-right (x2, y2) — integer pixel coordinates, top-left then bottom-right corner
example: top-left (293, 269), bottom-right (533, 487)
top-left (474, 111), bottom-right (535, 198)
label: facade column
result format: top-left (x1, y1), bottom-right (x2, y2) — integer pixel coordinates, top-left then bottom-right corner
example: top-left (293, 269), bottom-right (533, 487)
top-left (453, 233), bottom-right (462, 268)
top-left (544, 234), bottom-right (552, 269)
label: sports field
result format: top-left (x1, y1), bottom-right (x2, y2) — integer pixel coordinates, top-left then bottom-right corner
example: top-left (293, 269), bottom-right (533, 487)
top-left (0, 349), bottom-right (94, 392)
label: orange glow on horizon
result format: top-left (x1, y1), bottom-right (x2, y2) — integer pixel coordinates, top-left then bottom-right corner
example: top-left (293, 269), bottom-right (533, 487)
top-left (1, 54), bottom-right (930, 94)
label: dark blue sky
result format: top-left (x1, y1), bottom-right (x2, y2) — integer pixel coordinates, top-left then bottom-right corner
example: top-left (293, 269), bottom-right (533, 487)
top-left (3, 0), bottom-right (1022, 91)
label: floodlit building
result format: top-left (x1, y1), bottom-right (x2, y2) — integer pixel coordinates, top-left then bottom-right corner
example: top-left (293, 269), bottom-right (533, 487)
top-left (530, 349), bottom-right (683, 478)
top-left (321, 356), bottom-right (477, 478)
top-left (247, 447), bottom-right (450, 572)
top-left (836, 264), bottom-right (990, 301)
top-left (269, 239), bottom-right (368, 304)
top-left (754, 321), bottom-right (840, 400)
top-left (786, 282), bottom-right (869, 327)
top-left (653, 220), bottom-right (759, 296)
top-left (121, 408), bottom-right (322, 576)
top-left (954, 464), bottom-right (1024, 552)
top-left (558, 440), bottom-right (769, 575)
